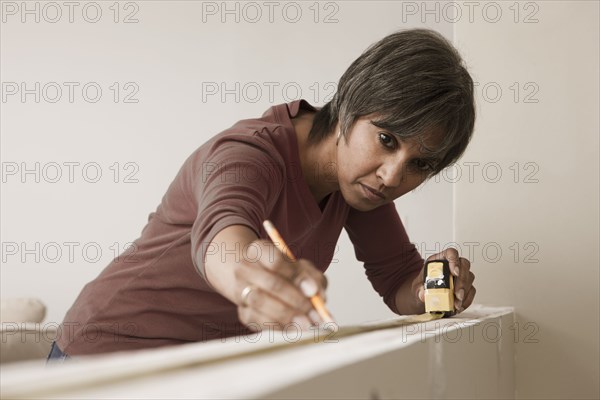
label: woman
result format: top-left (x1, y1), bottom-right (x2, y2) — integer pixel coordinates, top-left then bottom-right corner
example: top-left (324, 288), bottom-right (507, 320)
top-left (48, 28), bottom-right (476, 360)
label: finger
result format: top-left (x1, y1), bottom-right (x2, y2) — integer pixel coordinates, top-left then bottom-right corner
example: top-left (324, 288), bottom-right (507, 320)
top-left (238, 302), bottom-right (280, 332)
top-left (443, 248), bottom-right (460, 277)
top-left (454, 270), bottom-right (475, 310)
top-left (286, 261), bottom-right (329, 325)
top-left (321, 275), bottom-right (328, 302)
top-left (322, 274), bottom-right (329, 290)
top-left (246, 240), bottom-right (316, 305)
top-left (238, 281), bottom-right (317, 329)
top-left (243, 241), bottom-right (327, 320)
top-left (453, 258), bottom-right (472, 295)
top-left (254, 242), bottom-right (327, 303)
top-left (459, 286), bottom-right (476, 312)
top-left (458, 256), bottom-right (471, 273)
top-left (426, 248), bottom-right (460, 276)
top-left (234, 262), bottom-right (314, 316)
top-left (293, 260), bottom-right (328, 302)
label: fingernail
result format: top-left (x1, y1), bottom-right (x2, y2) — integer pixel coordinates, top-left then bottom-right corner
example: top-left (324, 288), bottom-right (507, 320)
top-left (454, 267), bottom-right (460, 276)
top-left (309, 310), bottom-right (322, 324)
top-left (457, 289), bottom-right (465, 301)
top-left (292, 316), bottom-right (312, 331)
top-left (455, 299), bottom-right (463, 310)
top-left (300, 279), bottom-right (317, 297)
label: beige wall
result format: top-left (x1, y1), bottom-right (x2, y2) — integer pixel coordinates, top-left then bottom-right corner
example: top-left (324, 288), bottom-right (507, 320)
top-left (0, 2), bottom-right (454, 326)
top-left (454, 1), bottom-right (599, 398)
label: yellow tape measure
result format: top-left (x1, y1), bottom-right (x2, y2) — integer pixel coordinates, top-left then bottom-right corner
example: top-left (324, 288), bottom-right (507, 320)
top-left (423, 259), bottom-right (456, 317)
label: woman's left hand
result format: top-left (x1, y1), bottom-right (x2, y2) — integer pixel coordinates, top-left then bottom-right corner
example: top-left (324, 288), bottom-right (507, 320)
top-left (416, 248), bottom-right (476, 314)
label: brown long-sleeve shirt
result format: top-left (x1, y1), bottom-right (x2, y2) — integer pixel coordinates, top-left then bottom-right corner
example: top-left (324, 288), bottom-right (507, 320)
top-left (57, 99), bottom-right (424, 356)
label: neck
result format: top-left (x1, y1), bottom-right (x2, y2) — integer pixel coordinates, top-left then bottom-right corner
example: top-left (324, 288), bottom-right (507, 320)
top-left (292, 111), bottom-right (339, 204)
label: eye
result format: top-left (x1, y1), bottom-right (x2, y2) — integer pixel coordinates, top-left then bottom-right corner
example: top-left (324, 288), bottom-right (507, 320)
top-left (378, 132), bottom-right (396, 149)
top-left (412, 159), bottom-right (435, 172)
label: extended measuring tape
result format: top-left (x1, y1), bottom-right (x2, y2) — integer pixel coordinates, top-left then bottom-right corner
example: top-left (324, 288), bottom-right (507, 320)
top-left (232, 258), bottom-right (457, 341)
top-left (294, 259), bottom-right (456, 339)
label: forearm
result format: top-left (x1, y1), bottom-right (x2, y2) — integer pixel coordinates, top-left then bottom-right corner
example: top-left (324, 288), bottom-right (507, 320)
top-left (393, 268), bottom-right (425, 315)
top-left (203, 225), bottom-right (258, 303)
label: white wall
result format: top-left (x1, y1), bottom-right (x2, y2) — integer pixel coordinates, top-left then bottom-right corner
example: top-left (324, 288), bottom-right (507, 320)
top-left (453, 1), bottom-right (599, 398)
top-left (0, 2), bottom-right (453, 326)
top-left (3, 2), bottom-right (598, 398)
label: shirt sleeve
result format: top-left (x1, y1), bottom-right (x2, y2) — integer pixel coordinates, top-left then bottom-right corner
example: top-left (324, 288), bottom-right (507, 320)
top-left (189, 135), bottom-right (285, 289)
top-left (344, 203), bottom-right (424, 314)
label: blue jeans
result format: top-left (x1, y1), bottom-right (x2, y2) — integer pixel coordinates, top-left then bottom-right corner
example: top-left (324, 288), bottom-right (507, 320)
top-left (46, 341), bottom-right (70, 363)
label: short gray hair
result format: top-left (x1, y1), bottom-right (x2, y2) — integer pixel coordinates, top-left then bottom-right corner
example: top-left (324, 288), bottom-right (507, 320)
top-left (308, 28), bottom-right (475, 176)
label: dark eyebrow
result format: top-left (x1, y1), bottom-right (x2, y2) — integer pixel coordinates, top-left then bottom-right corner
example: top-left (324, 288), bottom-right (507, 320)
top-left (369, 119), bottom-right (395, 132)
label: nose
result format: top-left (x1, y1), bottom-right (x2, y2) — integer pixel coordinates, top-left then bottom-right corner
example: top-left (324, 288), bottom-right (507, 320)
top-left (376, 158), bottom-right (406, 189)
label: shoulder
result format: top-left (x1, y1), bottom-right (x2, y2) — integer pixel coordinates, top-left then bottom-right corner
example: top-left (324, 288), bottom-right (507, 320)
top-left (184, 102), bottom-right (308, 183)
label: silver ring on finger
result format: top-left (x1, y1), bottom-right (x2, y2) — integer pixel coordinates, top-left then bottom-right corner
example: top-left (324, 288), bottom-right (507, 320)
top-left (240, 285), bottom-right (257, 308)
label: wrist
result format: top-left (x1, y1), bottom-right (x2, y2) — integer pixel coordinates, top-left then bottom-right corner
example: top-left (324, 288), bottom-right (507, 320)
top-left (394, 269), bottom-right (425, 315)
top-left (410, 272), bottom-right (426, 314)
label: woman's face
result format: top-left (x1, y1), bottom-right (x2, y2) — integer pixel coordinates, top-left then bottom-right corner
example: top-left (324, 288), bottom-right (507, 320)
top-left (335, 116), bottom-right (442, 212)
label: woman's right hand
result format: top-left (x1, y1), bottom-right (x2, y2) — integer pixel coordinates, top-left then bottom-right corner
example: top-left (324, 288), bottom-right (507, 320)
top-left (203, 225), bottom-right (329, 332)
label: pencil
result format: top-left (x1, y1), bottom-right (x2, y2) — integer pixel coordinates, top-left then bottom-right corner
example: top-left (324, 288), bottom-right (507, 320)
top-left (262, 220), bottom-right (335, 325)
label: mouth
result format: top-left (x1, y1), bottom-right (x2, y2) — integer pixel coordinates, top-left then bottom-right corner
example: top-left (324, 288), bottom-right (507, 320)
top-left (359, 183), bottom-right (386, 201)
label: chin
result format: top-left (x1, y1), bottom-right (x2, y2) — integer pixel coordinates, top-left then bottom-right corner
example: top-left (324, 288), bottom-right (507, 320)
top-left (352, 203), bottom-right (379, 212)
top-left (339, 188), bottom-right (382, 212)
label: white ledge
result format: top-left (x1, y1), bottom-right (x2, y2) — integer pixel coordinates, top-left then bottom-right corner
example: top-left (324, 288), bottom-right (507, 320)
top-left (1, 304), bottom-right (515, 399)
